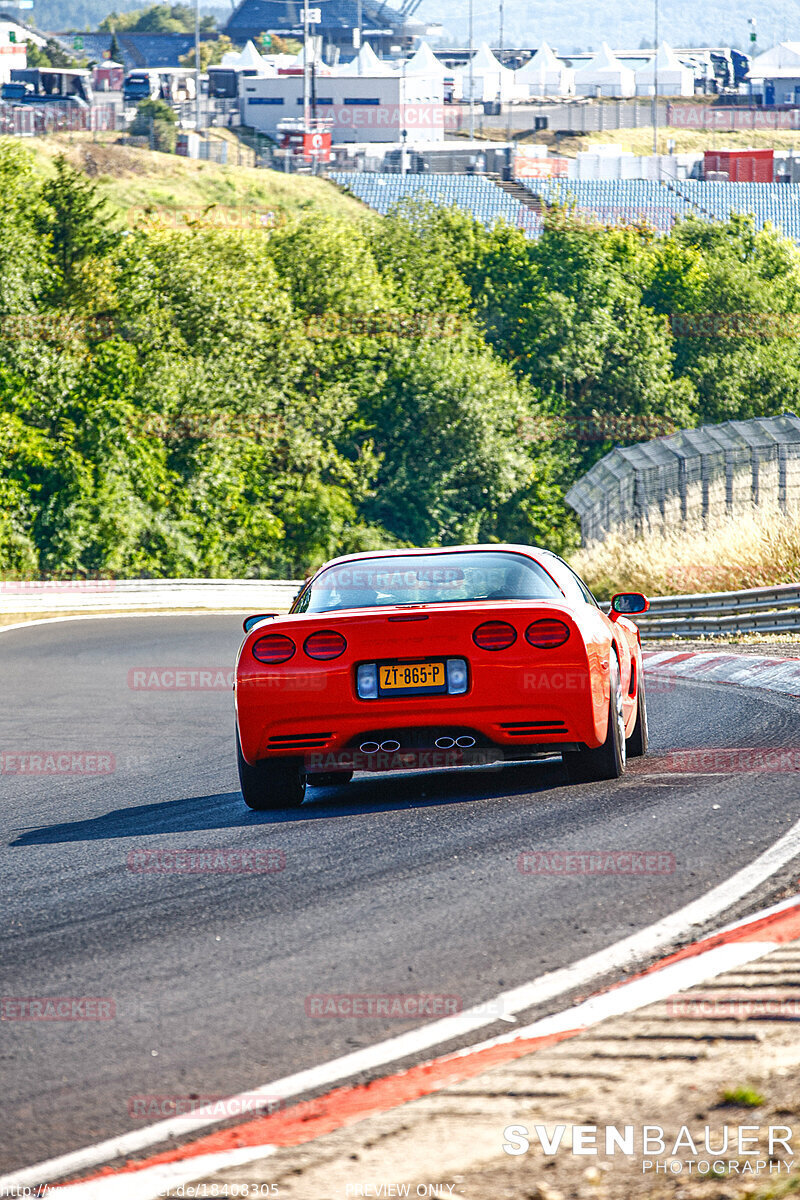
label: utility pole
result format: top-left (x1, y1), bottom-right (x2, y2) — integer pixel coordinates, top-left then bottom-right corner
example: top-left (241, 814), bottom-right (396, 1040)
top-left (468, 0), bottom-right (474, 140)
top-left (652, 0), bottom-right (658, 154)
top-left (303, 1), bottom-right (310, 135)
top-left (499, 0), bottom-right (503, 57)
top-left (194, 0), bottom-right (201, 133)
top-left (357, 0), bottom-right (362, 73)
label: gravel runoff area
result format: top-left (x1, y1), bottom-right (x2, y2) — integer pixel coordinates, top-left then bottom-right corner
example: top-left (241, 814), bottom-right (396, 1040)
top-left (645, 640), bottom-right (800, 658)
top-left (170, 935), bottom-right (800, 1200)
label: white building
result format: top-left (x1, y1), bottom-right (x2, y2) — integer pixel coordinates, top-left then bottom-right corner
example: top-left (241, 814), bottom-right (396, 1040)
top-left (574, 43), bottom-right (636, 97)
top-left (514, 41), bottom-right (574, 97)
top-left (241, 70), bottom-right (445, 143)
top-left (746, 42), bottom-right (800, 105)
top-left (634, 41), bottom-right (695, 96)
top-left (569, 143), bottom-right (698, 179)
top-left (0, 18), bottom-right (45, 84)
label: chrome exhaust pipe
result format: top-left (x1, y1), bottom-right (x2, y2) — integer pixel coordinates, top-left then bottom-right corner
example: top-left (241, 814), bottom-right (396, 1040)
top-left (359, 741), bottom-right (380, 754)
top-left (435, 736), bottom-right (455, 749)
top-left (455, 736), bottom-right (476, 748)
top-left (379, 739), bottom-right (401, 752)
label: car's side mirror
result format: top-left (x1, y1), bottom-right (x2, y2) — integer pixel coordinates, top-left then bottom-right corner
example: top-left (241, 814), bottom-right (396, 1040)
top-left (610, 592), bottom-right (650, 618)
top-left (243, 613), bottom-right (278, 633)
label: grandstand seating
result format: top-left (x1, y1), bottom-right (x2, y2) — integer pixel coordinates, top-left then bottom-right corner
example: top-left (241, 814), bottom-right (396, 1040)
top-left (515, 178), bottom-right (800, 243)
top-left (330, 172), bottom-right (543, 236)
top-left (332, 172), bottom-right (800, 245)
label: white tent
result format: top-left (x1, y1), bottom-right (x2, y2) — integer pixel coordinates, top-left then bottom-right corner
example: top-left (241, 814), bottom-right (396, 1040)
top-left (574, 43), bottom-right (635, 97)
top-left (748, 40), bottom-right (800, 79)
top-left (635, 41), bottom-right (694, 96)
top-left (747, 42), bottom-right (800, 104)
top-left (515, 40), bottom-right (574, 97)
top-left (221, 40), bottom-right (276, 74)
top-left (464, 41), bottom-right (520, 101)
top-left (403, 40), bottom-right (445, 77)
top-left (336, 42), bottom-right (396, 75)
top-left (401, 39), bottom-right (462, 99)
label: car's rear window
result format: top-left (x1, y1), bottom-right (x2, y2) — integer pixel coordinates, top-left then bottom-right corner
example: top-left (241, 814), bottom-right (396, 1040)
top-left (292, 551), bottom-right (564, 613)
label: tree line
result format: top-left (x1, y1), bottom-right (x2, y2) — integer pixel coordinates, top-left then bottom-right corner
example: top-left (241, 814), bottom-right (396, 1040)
top-left (1, 139), bottom-right (798, 578)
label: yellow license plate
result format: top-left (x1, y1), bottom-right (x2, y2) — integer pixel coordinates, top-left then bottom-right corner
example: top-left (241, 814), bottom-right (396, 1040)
top-left (379, 662), bottom-right (446, 692)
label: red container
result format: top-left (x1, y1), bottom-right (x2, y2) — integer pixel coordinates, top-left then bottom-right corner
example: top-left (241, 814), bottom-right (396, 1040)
top-left (703, 149), bottom-right (774, 182)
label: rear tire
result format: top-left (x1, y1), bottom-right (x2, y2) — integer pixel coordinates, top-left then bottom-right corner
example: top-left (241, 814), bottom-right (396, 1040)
top-left (626, 672), bottom-right (648, 758)
top-left (237, 729), bottom-right (305, 810)
top-left (563, 655), bottom-right (626, 783)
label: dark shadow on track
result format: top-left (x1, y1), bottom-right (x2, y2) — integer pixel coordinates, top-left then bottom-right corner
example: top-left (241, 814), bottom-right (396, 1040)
top-left (9, 759), bottom-right (569, 845)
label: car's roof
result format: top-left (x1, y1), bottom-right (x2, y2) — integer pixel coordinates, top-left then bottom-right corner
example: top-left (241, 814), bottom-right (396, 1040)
top-left (315, 544), bottom-right (555, 572)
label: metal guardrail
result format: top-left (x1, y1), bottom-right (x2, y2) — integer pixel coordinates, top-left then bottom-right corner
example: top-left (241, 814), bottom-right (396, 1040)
top-left (1, 577), bottom-right (798, 637)
top-left (629, 582), bottom-right (800, 638)
top-left (0, 579), bottom-right (302, 616)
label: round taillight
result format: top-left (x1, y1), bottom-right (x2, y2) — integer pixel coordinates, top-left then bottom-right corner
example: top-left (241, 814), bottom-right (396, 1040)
top-left (525, 619), bottom-right (570, 649)
top-left (472, 621), bottom-right (517, 651)
top-left (304, 630), bottom-right (347, 660)
top-left (252, 634), bottom-right (295, 664)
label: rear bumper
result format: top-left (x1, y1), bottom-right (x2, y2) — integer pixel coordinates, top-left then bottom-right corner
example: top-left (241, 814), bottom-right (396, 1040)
top-left (235, 664), bottom-right (605, 765)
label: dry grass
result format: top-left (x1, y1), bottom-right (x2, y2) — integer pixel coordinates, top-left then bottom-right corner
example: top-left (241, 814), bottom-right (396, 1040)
top-left (14, 133), bottom-right (369, 226)
top-left (571, 504), bottom-right (800, 597)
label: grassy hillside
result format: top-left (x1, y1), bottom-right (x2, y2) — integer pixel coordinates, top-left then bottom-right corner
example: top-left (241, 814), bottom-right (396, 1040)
top-left (20, 133), bottom-right (369, 227)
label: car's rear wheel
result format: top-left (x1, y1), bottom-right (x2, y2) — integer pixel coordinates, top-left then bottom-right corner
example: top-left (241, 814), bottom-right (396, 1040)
top-left (626, 672), bottom-right (648, 758)
top-left (236, 730), bottom-right (305, 810)
top-left (564, 655), bottom-right (626, 783)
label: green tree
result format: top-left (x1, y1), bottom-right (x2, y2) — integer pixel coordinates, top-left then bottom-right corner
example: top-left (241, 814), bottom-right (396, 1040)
top-left (179, 35), bottom-right (235, 70)
top-left (100, 5), bottom-right (215, 32)
top-left (129, 98), bottom-right (178, 153)
top-left (35, 156), bottom-right (118, 302)
top-left (25, 37), bottom-right (85, 68)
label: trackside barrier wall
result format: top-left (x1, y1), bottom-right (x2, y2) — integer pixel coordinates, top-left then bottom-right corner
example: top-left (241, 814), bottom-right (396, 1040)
top-left (565, 413), bottom-right (800, 544)
top-left (1, 578), bottom-right (798, 638)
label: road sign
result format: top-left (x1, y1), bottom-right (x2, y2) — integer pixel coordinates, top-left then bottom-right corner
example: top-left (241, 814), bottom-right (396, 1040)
top-left (260, 32), bottom-right (271, 46)
top-left (73, 35), bottom-right (84, 49)
top-left (304, 8), bottom-right (321, 22)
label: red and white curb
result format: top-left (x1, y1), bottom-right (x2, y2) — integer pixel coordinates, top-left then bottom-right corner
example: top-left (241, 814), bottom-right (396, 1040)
top-left (7, 894), bottom-right (800, 1200)
top-left (644, 649), bottom-right (800, 698)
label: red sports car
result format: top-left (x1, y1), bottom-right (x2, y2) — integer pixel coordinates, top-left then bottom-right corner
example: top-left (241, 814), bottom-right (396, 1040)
top-left (234, 545), bottom-right (649, 809)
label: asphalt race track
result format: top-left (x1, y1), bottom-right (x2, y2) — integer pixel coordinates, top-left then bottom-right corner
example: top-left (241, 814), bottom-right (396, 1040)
top-left (1, 616), bottom-right (799, 1174)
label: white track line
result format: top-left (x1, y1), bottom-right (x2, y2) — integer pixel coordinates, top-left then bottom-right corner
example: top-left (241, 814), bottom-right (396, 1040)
top-left (31, 933), bottom-right (793, 1200)
top-left (44, 1147), bottom-right (277, 1200)
top-left (4, 817), bottom-right (800, 1192)
top-left (0, 612), bottom-right (250, 636)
